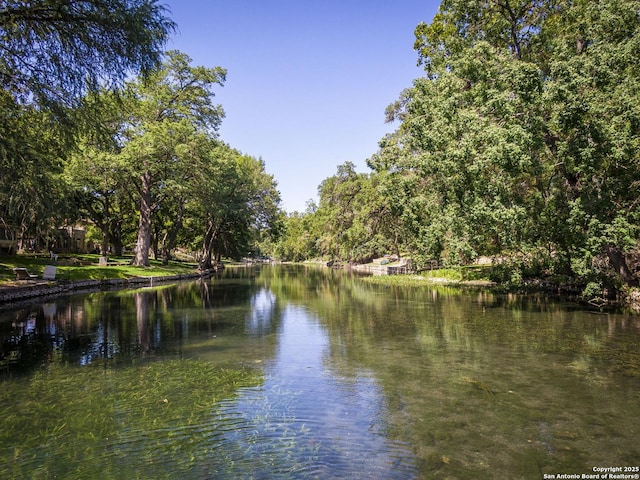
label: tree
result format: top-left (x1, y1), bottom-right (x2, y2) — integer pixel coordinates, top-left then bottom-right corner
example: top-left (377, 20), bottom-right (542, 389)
top-left (189, 144), bottom-right (281, 270)
top-left (313, 162), bottom-right (360, 261)
top-left (541, 0), bottom-right (640, 285)
top-left (119, 51), bottom-right (226, 266)
top-left (372, 40), bottom-right (546, 267)
top-left (371, 0), bottom-right (640, 288)
top-left (1, 0), bottom-right (174, 251)
top-left (414, 0), bottom-right (551, 69)
top-left (0, 91), bottom-right (72, 250)
top-left (65, 90), bottom-right (132, 255)
top-left (0, 0), bottom-right (174, 111)
top-left (64, 52), bottom-right (282, 267)
top-left (271, 211), bottom-right (317, 262)
top-left (308, 162), bottom-right (397, 263)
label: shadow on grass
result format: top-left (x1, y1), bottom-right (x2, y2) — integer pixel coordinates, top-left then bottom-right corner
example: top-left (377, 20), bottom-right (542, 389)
top-left (0, 254), bottom-right (199, 284)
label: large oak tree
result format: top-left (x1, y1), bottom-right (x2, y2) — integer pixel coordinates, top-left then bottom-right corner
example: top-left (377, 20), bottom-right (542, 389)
top-left (118, 51), bottom-right (226, 266)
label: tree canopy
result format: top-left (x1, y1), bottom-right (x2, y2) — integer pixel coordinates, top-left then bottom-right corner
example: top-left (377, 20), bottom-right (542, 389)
top-left (64, 51), bottom-right (280, 267)
top-left (0, 0), bottom-right (174, 110)
top-left (1, 4), bottom-right (281, 267)
top-left (3, 0), bottom-right (639, 294)
top-left (272, 0), bottom-right (640, 291)
top-left (0, 0), bottom-right (175, 251)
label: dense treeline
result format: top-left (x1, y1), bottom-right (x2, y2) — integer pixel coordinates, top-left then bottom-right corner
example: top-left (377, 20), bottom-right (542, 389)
top-left (0, 1), bottom-right (281, 268)
top-left (2, 1), bottom-right (639, 293)
top-left (272, 0), bottom-right (640, 293)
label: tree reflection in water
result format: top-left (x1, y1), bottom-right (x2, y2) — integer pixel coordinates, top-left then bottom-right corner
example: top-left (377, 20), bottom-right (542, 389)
top-left (0, 266), bottom-right (639, 478)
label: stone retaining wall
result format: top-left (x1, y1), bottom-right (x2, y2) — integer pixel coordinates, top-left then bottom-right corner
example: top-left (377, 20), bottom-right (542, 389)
top-left (0, 271), bottom-right (213, 305)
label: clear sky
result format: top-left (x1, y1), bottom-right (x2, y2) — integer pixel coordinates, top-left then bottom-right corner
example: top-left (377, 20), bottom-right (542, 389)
top-left (163, 0), bottom-right (440, 213)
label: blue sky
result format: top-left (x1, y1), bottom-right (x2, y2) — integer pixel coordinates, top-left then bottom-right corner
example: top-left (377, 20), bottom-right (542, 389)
top-left (164, 1), bottom-right (440, 212)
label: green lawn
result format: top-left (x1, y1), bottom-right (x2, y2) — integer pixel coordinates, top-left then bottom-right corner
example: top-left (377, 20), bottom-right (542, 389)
top-left (0, 254), bottom-right (200, 284)
top-left (363, 265), bottom-right (494, 287)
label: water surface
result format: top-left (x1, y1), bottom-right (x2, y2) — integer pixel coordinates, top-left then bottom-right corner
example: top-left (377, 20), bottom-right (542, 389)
top-left (1, 266), bottom-right (639, 479)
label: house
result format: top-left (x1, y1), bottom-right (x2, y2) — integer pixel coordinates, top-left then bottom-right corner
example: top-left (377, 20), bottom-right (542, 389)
top-left (0, 225), bottom-right (18, 254)
top-left (0, 224), bottom-right (92, 254)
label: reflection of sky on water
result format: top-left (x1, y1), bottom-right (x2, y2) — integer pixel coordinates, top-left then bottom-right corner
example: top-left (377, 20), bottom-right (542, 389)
top-left (212, 300), bottom-right (417, 479)
top-left (245, 288), bottom-right (276, 335)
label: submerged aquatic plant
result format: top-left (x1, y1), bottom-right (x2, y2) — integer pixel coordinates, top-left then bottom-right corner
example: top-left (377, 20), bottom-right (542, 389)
top-left (0, 359), bottom-right (262, 479)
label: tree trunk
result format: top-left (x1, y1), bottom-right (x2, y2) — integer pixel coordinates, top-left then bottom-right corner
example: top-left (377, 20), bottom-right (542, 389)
top-left (198, 219), bottom-right (218, 271)
top-left (605, 244), bottom-right (637, 286)
top-left (131, 171), bottom-right (153, 266)
top-left (161, 202), bottom-right (184, 265)
top-left (99, 196), bottom-right (110, 255)
top-left (110, 218), bottom-right (123, 256)
top-left (151, 227), bottom-right (159, 261)
top-left (99, 224), bottom-right (110, 255)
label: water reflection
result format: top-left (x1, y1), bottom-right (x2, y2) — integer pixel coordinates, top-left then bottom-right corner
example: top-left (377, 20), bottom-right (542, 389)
top-left (246, 288), bottom-right (276, 335)
top-left (1, 266), bottom-right (639, 479)
top-left (207, 304), bottom-right (417, 478)
top-left (0, 277), bottom-right (274, 372)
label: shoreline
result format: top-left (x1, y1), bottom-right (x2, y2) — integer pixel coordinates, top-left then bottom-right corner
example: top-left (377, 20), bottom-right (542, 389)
top-left (0, 270), bottom-right (215, 307)
top-left (2, 263), bottom-right (639, 313)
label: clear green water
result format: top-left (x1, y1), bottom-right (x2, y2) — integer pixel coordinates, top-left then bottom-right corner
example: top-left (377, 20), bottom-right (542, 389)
top-left (1, 265), bottom-right (639, 479)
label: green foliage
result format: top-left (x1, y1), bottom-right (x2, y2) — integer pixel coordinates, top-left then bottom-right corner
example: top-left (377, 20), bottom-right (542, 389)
top-left (0, 92), bottom-right (73, 240)
top-left (421, 268), bottom-right (464, 282)
top-left (271, 162), bottom-right (400, 263)
top-left (117, 51), bottom-right (227, 266)
top-left (581, 281), bottom-right (605, 304)
top-left (360, 265), bottom-right (493, 288)
top-left (0, 0), bottom-right (174, 251)
top-left (221, 0), bottom-right (640, 293)
top-left (371, 41), bottom-right (547, 269)
top-left (185, 144), bottom-right (281, 268)
top-left (3, 0), bottom-right (640, 292)
top-left (0, 4), bottom-right (283, 271)
top-left (0, 0), bottom-right (174, 111)
top-left (272, 212), bottom-right (318, 262)
top-left (63, 51), bottom-right (281, 268)
top-left (368, 0), bottom-right (640, 286)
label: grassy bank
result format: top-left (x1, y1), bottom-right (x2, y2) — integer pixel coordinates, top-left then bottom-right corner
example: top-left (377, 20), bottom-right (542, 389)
top-left (0, 254), bottom-right (200, 285)
top-left (362, 266), bottom-right (495, 288)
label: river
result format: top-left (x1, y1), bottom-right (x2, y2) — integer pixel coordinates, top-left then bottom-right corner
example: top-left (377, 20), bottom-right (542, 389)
top-left (1, 265), bottom-right (639, 479)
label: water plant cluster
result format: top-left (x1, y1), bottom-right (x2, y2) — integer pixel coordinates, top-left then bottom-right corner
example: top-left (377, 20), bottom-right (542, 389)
top-left (0, 359), bottom-right (261, 479)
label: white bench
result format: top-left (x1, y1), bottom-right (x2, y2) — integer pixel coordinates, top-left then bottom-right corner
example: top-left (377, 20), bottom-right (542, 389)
top-left (43, 265), bottom-right (57, 280)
